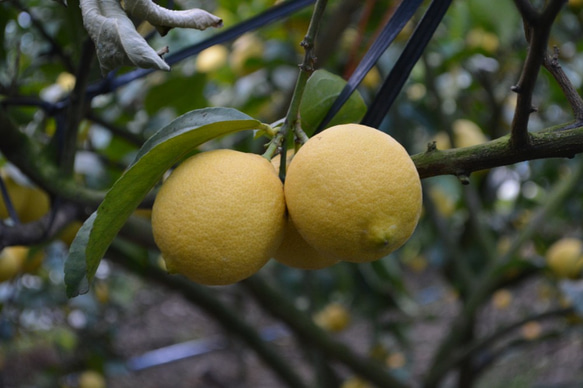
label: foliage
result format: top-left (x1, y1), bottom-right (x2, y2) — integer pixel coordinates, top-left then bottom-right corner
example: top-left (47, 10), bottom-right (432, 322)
top-left (1, 0), bottom-right (583, 387)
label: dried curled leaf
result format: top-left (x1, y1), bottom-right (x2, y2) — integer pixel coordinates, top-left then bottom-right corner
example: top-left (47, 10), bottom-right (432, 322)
top-left (80, 0), bottom-right (170, 75)
top-left (124, 0), bottom-right (223, 36)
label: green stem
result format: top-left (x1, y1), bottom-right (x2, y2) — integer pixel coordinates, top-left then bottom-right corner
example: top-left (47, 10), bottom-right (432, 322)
top-left (268, 0), bottom-right (327, 180)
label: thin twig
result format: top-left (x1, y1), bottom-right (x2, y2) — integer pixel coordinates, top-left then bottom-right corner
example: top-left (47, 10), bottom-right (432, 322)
top-left (434, 307), bottom-right (574, 377)
top-left (8, 0), bottom-right (76, 73)
top-left (543, 46), bottom-right (583, 120)
top-left (263, 0), bottom-right (327, 178)
top-left (510, 0), bottom-right (566, 148)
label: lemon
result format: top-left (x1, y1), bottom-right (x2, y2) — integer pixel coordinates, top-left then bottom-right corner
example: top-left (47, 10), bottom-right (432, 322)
top-left (78, 370), bottom-right (106, 388)
top-left (313, 303), bottom-right (351, 332)
top-left (340, 376), bottom-right (373, 388)
top-left (284, 124), bottom-right (422, 263)
top-left (151, 150), bottom-right (286, 285)
top-left (0, 174), bottom-right (29, 219)
top-left (271, 151), bottom-right (338, 270)
top-left (0, 246), bottom-right (28, 282)
top-left (196, 44), bottom-right (229, 73)
top-left (432, 119), bottom-right (488, 150)
top-left (229, 33), bottom-right (264, 76)
top-left (545, 237), bottom-right (583, 279)
top-left (58, 221), bottom-right (83, 246)
top-left (0, 171), bottom-right (50, 222)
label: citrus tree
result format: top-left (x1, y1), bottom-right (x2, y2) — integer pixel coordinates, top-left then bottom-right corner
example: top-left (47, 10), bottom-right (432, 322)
top-left (1, 0), bottom-right (583, 387)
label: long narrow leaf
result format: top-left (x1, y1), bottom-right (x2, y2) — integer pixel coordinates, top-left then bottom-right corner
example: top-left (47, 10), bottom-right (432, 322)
top-left (65, 107), bottom-right (265, 297)
top-left (362, 0), bottom-right (453, 128)
top-left (315, 0), bottom-right (424, 133)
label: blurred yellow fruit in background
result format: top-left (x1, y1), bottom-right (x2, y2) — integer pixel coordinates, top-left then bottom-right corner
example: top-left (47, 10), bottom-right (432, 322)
top-left (314, 303), bottom-right (351, 332)
top-left (545, 237), bottom-right (583, 279)
top-left (196, 45), bottom-right (229, 73)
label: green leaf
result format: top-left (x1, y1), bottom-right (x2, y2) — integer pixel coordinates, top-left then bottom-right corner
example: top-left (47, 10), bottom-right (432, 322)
top-left (65, 107), bottom-right (264, 297)
top-left (144, 73), bottom-right (208, 116)
top-left (299, 69), bottom-right (367, 136)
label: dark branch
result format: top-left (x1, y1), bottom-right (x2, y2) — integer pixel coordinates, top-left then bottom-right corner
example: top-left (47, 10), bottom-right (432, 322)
top-left (543, 46), bottom-right (583, 120)
top-left (414, 123), bottom-right (583, 179)
top-left (510, 0), bottom-right (566, 148)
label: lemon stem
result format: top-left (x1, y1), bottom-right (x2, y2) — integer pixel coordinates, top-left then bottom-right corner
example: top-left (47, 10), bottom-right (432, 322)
top-left (261, 0), bottom-right (328, 179)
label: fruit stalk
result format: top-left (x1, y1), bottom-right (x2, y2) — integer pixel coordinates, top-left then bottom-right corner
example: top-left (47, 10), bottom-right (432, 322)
top-left (263, 0), bottom-right (327, 177)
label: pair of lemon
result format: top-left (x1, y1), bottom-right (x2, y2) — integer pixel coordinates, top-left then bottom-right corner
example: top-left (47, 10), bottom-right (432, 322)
top-left (151, 124), bottom-right (422, 285)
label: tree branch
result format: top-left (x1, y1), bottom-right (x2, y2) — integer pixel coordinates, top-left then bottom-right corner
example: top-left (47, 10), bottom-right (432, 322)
top-left (414, 123), bottom-right (583, 179)
top-left (242, 276), bottom-right (411, 388)
top-left (510, 0), bottom-right (566, 148)
top-left (423, 161), bottom-right (583, 387)
top-left (0, 201), bottom-right (81, 250)
top-left (0, 106), bottom-right (106, 206)
top-left (108, 246), bottom-right (310, 388)
top-left (543, 46), bottom-right (583, 120)
top-left (432, 307), bottom-right (574, 378)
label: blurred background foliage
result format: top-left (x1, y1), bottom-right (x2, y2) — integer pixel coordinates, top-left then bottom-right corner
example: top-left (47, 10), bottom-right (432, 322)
top-left (1, 0), bottom-right (583, 387)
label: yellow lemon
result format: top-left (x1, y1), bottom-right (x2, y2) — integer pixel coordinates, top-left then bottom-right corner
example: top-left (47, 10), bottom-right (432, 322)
top-left (196, 45), bottom-right (229, 73)
top-left (58, 221), bottom-right (83, 246)
top-left (151, 150), bottom-right (286, 285)
top-left (0, 171), bottom-right (50, 223)
top-left (78, 370), bottom-right (106, 388)
top-left (271, 151), bottom-right (338, 270)
top-left (0, 174), bottom-right (29, 220)
top-left (340, 376), bottom-right (373, 388)
top-left (432, 119), bottom-right (488, 150)
top-left (314, 303), bottom-right (351, 332)
top-left (0, 246), bottom-right (28, 282)
top-left (284, 124), bottom-right (422, 263)
top-left (229, 33), bottom-right (264, 76)
top-left (545, 237), bottom-right (583, 279)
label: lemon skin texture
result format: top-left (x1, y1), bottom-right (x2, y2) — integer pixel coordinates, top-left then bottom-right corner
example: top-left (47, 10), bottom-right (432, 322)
top-left (271, 152), bottom-right (338, 270)
top-left (545, 237), bottom-right (583, 279)
top-left (151, 150), bottom-right (286, 285)
top-left (284, 124), bottom-right (422, 263)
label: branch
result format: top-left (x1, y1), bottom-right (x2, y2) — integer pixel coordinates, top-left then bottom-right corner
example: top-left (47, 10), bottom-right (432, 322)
top-left (414, 123), bottom-right (583, 179)
top-left (0, 106), bottom-right (106, 206)
top-left (8, 0), bottom-right (76, 73)
top-left (264, 0), bottom-right (327, 178)
top-left (242, 276), bottom-right (411, 388)
top-left (423, 161), bottom-right (583, 387)
top-left (543, 46), bottom-right (583, 120)
top-left (510, 0), bottom-right (565, 148)
top-left (108, 245), bottom-right (310, 388)
top-left (58, 39), bottom-right (95, 175)
top-left (0, 201), bottom-right (81, 250)
top-left (433, 307), bottom-right (573, 378)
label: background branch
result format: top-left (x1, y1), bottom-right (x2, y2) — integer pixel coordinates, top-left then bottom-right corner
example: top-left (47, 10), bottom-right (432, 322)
top-left (242, 276), bottom-right (411, 388)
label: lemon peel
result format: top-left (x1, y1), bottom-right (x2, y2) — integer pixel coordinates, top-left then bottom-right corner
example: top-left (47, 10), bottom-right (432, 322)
top-left (284, 124), bottom-right (422, 263)
top-left (151, 149), bottom-right (286, 285)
